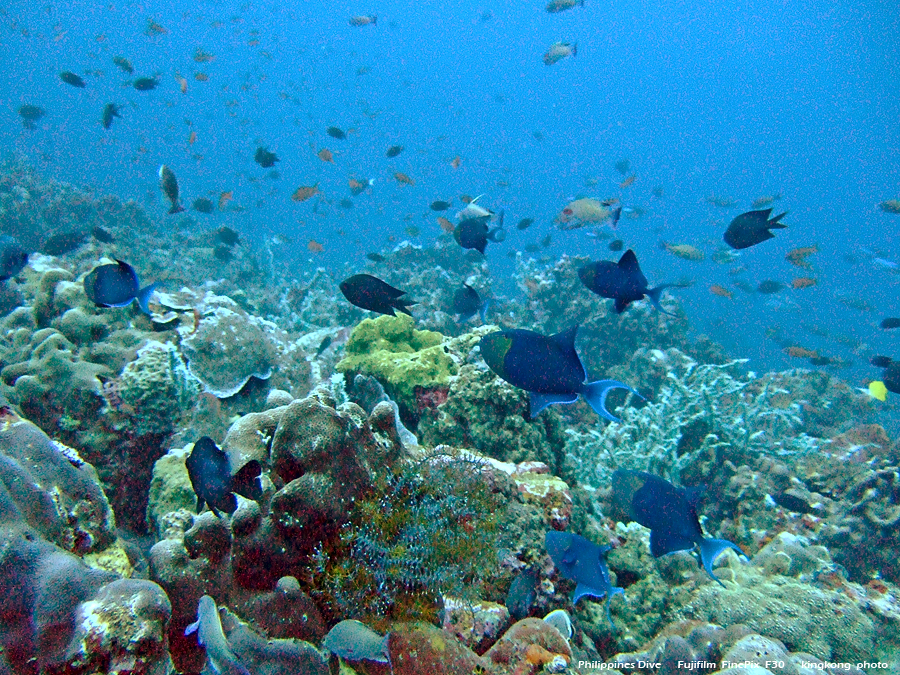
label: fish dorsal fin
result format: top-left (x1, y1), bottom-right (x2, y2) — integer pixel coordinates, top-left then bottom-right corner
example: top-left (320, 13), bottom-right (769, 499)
top-left (550, 325), bottom-right (579, 352)
top-left (617, 249), bottom-right (640, 274)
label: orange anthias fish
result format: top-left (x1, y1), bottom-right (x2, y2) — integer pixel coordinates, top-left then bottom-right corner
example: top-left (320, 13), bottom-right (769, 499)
top-left (317, 148), bottom-right (334, 163)
top-left (176, 74), bottom-right (188, 93)
top-left (394, 172), bottom-right (414, 186)
top-left (784, 346), bottom-right (819, 359)
top-left (437, 217), bottom-right (454, 233)
top-left (619, 174), bottom-right (636, 189)
top-left (194, 48), bottom-right (215, 63)
top-left (194, 72), bottom-right (209, 82)
top-left (307, 239), bottom-right (324, 253)
top-left (450, 155), bottom-right (461, 169)
top-left (791, 277), bottom-right (817, 289)
top-left (188, 131), bottom-right (197, 145)
top-left (709, 284), bottom-right (733, 299)
top-left (785, 245), bottom-right (818, 269)
top-left (292, 185), bottom-right (319, 202)
top-left (218, 191), bottom-right (233, 210)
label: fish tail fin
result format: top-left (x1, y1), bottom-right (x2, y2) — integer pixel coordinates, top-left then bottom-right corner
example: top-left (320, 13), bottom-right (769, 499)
top-left (582, 379), bottom-right (643, 422)
top-left (645, 284), bottom-right (677, 316)
top-left (169, 203), bottom-right (185, 215)
top-left (136, 282), bottom-right (160, 315)
top-left (698, 537), bottom-right (745, 587)
top-left (768, 211), bottom-right (788, 228)
top-left (479, 299), bottom-right (491, 323)
top-left (395, 299), bottom-right (416, 316)
top-left (371, 14), bottom-right (377, 24)
top-left (605, 586), bottom-right (623, 629)
top-left (572, 42), bottom-right (578, 57)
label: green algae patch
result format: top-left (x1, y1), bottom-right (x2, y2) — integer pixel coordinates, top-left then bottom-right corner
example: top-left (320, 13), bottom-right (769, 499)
top-left (336, 314), bottom-right (456, 408)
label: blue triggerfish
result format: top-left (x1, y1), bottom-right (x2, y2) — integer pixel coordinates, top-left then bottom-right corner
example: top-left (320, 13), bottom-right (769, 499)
top-left (83, 260), bottom-right (159, 315)
top-left (545, 531), bottom-right (624, 627)
top-left (610, 469), bottom-right (746, 586)
top-left (340, 273), bottom-right (415, 317)
top-left (479, 326), bottom-right (641, 421)
top-left (578, 249), bottom-right (676, 315)
top-left (0, 235), bottom-right (28, 281)
top-left (185, 595), bottom-right (251, 675)
top-left (723, 208), bottom-right (787, 250)
top-left (185, 437), bottom-right (263, 518)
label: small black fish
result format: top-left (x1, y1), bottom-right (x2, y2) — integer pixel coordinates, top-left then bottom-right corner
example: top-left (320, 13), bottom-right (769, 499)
top-left (340, 273), bottom-right (415, 316)
top-left (41, 230), bottom-right (87, 256)
top-left (112, 56), bottom-right (134, 73)
top-left (186, 437), bottom-right (262, 518)
top-left (757, 280), bottom-right (784, 294)
top-left (505, 567), bottom-right (539, 621)
top-left (366, 252), bottom-right (385, 263)
top-left (615, 158), bottom-right (630, 175)
top-left (871, 355), bottom-right (893, 368)
top-left (578, 249), bottom-right (675, 314)
top-left (516, 218), bottom-right (534, 230)
top-left (0, 235), bottom-right (28, 281)
top-left (545, 531), bottom-right (623, 626)
top-left (451, 284), bottom-right (489, 322)
top-left (18, 104), bottom-right (45, 129)
top-left (254, 146), bottom-right (279, 168)
top-left (101, 103), bottom-right (121, 129)
top-left (158, 165), bottom-right (185, 214)
top-left (610, 469), bottom-right (746, 586)
top-left (60, 71), bottom-right (86, 88)
top-left (339, 198), bottom-right (354, 209)
top-left (430, 200), bottom-right (452, 211)
top-left (192, 197), bottom-right (214, 214)
top-left (315, 336), bottom-right (333, 357)
top-left (83, 259), bottom-right (158, 314)
top-left (385, 145), bottom-right (404, 158)
top-left (91, 226), bottom-right (114, 243)
top-left (884, 362), bottom-right (900, 394)
top-left (540, 233), bottom-right (552, 248)
top-left (723, 209), bottom-right (788, 250)
top-left (214, 226), bottom-right (240, 246)
top-left (133, 76), bottom-right (159, 91)
top-left (880, 318), bottom-right (900, 330)
top-left (454, 211), bottom-right (505, 254)
top-left (608, 239), bottom-right (624, 252)
top-left (327, 126), bottom-right (347, 139)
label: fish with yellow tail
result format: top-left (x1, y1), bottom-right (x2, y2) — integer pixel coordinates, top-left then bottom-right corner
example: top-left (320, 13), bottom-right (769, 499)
top-left (158, 165), bottom-right (185, 214)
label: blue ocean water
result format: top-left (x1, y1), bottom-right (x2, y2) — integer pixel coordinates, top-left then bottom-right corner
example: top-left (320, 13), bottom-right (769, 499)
top-left (1, 0), bottom-right (898, 381)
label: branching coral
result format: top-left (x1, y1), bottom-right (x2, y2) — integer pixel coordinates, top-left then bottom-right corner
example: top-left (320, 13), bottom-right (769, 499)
top-left (566, 350), bottom-right (821, 487)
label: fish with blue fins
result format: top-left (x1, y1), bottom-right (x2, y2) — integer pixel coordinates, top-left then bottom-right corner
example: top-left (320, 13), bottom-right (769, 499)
top-left (158, 165), bottom-right (185, 214)
top-left (579, 249), bottom-right (677, 315)
top-left (545, 530), bottom-right (623, 627)
top-left (185, 437), bottom-right (263, 518)
top-left (479, 325), bottom-right (642, 421)
top-left (451, 283), bottom-right (490, 322)
top-left (83, 260), bottom-right (159, 315)
top-left (610, 469), bottom-right (747, 585)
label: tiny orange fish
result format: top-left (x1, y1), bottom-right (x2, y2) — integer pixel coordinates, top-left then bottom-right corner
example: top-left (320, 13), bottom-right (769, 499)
top-left (709, 284), bottom-right (733, 299)
top-left (176, 74), bottom-right (188, 93)
top-left (218, 191), bottom-right (233, 210)
top-left (194, 72), bottom-right (209, 82)
top-left (785, 246), bottom-right (818, 270)
top-left (188, 131), bottom-right (197, 145)
top-left (437, 217), bottom-right (454, 233)
top-left (784, 346), bottom-right (819, 359)
top-left (460, 194), bottom-right (473, 204)
top-left (145, 18), bottom-right (167, 36)
top-left (791, 277), bottom-right (817, 289)
top-left (291, 185), bottom-right (319, 202)
top-left (193, 48), bottom-right (215, 63)
top-left (307, 239), bottom-right (324, 253)
top-left (450, 155), bottom-right (461, 169)
top-left (247, 39), bottom-right (259, 46)
top-left (394, 172), bottom-right (414, 186)
top-left (620, 174), bottom-right (636, 188)
top-left (317, 148), bottom-right (334, 163)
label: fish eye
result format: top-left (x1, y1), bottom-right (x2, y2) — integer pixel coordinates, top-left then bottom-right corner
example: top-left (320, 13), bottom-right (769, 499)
top-left (563, 208), bottom-right (573, 215)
